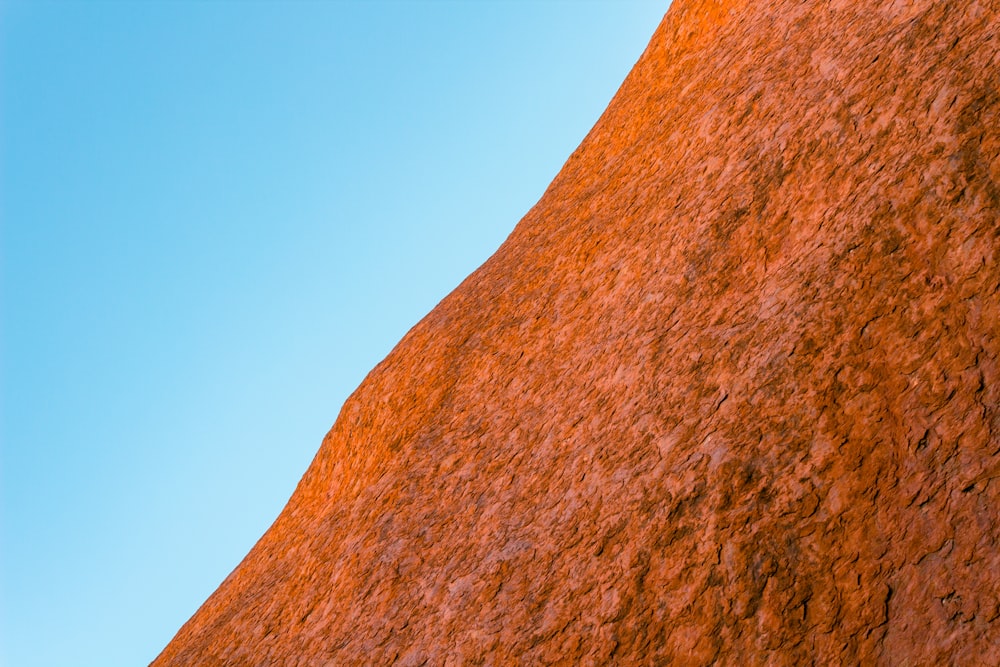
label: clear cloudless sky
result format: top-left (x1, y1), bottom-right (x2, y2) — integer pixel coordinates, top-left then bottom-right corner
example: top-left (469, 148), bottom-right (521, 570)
top-left (1, 1), bottom-right (669, 665)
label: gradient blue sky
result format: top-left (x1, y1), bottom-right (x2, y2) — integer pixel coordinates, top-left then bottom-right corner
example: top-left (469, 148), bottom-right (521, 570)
top-left (1, 2), bottom-right (669, 665)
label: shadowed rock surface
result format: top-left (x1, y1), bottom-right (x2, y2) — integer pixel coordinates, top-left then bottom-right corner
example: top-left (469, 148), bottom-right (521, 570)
top-left (154, 1), bottom-right (1000, 664)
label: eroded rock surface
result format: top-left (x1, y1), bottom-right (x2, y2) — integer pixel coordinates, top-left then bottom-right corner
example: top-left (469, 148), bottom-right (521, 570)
top-left (155, 1), bottom-right (1000, 664)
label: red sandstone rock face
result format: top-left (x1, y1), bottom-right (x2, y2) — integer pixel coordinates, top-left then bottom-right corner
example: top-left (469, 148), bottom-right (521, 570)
top-left (154, 1), bottom-right (1000, 664)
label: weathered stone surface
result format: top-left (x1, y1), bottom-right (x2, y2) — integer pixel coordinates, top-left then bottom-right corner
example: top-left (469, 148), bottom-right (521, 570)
top-left (154, 1), bottom-right (1000, 664)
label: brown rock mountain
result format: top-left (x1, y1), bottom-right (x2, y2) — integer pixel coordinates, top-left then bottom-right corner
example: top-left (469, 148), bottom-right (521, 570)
top-left (155, 0), bottom-right (1000, 664)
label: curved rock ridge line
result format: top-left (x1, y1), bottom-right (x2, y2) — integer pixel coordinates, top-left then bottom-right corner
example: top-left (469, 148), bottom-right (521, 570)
top-left (154, 0), bottom-right (1000, 664)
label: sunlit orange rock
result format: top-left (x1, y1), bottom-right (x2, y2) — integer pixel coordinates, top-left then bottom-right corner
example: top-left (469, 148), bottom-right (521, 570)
top-left (154, 0), bottom-right (1000, 664)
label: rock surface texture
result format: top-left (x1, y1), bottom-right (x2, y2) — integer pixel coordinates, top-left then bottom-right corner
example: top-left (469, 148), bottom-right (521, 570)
top-left (155, 1), bottom-right (1000, 664)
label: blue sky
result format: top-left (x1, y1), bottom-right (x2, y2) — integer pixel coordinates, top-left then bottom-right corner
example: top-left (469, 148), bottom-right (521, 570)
top-left (1, 2), bottom-right (668, 664)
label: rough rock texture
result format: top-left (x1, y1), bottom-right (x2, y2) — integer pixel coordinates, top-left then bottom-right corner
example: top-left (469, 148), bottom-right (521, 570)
top-left (155, 1), bottom-right (1000, 664)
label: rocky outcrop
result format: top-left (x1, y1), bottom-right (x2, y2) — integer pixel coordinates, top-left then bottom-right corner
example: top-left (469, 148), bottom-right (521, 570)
top-left (154, 1), bottom-right (1000, 664)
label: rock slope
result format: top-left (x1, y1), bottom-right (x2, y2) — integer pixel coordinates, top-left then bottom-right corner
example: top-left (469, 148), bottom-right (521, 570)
top-left (154, 0), bottom-right (1000, 664)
